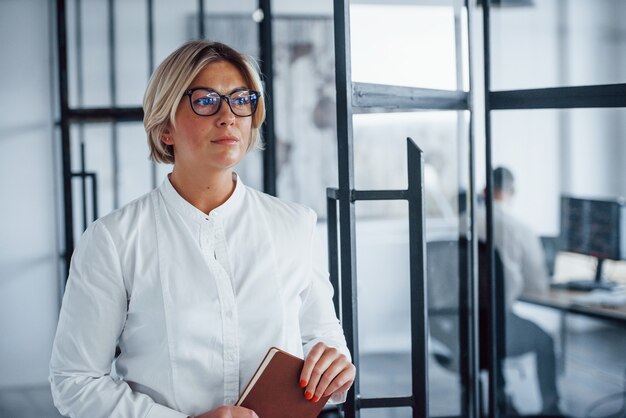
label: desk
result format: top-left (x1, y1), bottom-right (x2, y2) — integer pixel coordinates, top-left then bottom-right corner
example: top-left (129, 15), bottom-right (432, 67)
top-left (520, 288), bottom-right (626, 378)
top-left (520, 288), bottom-right (626, 326)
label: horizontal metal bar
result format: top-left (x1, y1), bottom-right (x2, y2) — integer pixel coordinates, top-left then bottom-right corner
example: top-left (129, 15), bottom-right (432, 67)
top-left (352, 189), bottom-right (408, 201)
top-left (66, 107), bottom-right (144, 123)
top-left (490, 83), bottom-right (626, 110)
top-left (353, 82), bottom-right (469, 111)
top-left (358, 396), bottom-right (414, 409)
top-left (429, 307), bottom-right (459, 317)
top-left (329, 188), bottom-right (409, 201)
top-left (71, 171), bottom-right (97, 178)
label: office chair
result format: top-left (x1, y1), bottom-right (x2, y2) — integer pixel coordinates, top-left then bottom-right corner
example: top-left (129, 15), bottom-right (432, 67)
top-left (427, 240), bottom-right (516, 416)
top-left (539, 236), bottom-right (561, 278)
top-left (427, 239), bottom-right (463, 372)
top-left (427, 240), bottom-right (506, 367)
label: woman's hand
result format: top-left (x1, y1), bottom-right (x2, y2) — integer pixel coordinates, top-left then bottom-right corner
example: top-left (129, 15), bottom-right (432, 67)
top-left (195, 406), bottom-right (258, 418)
top-left (300, 342), bottom-right (356, 402)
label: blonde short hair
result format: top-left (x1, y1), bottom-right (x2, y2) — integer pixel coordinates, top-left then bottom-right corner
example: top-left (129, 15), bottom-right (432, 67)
top-left (143, 40), bottom-right (266, 164)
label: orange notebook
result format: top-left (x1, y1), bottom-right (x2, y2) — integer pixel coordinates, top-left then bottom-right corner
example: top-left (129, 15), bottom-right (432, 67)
top-left (237, 347), bottom-right (331, 418)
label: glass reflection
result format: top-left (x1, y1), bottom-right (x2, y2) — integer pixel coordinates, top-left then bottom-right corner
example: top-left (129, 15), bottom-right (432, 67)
top-left (490, 108), bottom-right (626, 415)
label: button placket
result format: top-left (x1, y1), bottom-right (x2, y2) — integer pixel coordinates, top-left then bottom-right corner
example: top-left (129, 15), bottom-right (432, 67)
top-left (207, 215), bottom-right (239, 403)
top-left (213, 220), bottom-right (234, 279)
top-left (202, 213), bottom-right (240, 402)
top-left (221, 293), bottom-right (239, 402)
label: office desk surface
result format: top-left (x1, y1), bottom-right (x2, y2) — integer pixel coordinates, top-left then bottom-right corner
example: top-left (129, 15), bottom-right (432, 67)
top-left (520, 288), bottom-right (626, 326)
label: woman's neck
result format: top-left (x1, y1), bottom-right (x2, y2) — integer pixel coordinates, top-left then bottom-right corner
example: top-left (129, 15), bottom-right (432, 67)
top-left (168, 167), bottom-right (236, 215)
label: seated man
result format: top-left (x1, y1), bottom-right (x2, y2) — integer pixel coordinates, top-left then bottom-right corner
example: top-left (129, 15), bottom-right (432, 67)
top-left (476, 166), bottom-right (561, 415)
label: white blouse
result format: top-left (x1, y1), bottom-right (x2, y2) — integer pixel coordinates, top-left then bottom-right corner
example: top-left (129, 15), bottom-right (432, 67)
top-left (476, 201), bottom-right (549, 306)
top-left (50, 174), bottom-right (349, 418)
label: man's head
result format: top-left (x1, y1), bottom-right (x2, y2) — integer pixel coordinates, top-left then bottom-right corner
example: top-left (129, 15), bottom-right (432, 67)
top-left (493, 166), bottom-right (515, 201)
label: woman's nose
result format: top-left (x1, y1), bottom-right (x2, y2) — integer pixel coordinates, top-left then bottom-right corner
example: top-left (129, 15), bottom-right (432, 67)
top-left (215, 98), bottom-right (236, 126)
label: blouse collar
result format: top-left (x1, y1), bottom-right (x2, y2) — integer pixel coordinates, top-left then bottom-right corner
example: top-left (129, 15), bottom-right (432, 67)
top-left (159, 172), bottom-right (245, 223)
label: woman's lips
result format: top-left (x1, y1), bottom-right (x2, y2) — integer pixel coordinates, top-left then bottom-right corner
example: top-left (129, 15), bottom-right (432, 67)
top-left (211, 136), bottom-right (239, 145)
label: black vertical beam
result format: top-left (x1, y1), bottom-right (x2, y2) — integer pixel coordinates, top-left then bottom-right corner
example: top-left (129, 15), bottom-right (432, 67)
top-left (326, 191), bottom-right (340, 317)
top-left (75, 0), bottom-right (86, 171)
top-left (76, 0), bottom-right (87, 233)
top-left (198, 0), bottom-right (205, 39)
top-left (90, 173), bottom-right (99, 221)
top-left (146, 0), bottom-right (155, 80)
top-left (107, 0), bottom-right (119, 209)
top-left (462, 1), bottom-right (480, 418)
top-left (80, 142), bottom-right (88, 231)
top-left (57, 0), bottom-right (74, 277)
top-left (75, 0), bottom-right (83, 105)
top-left (406, 139), bottom-right (429, 418)
top-left (482, 1), bottom-right (500, 417)
top-left (147, 0), bottom-right (157, 189)
top-left (259, 0), bottom-right (277, 196)
top-left (464, 120), bottom-right (481, 417)
top-left (333, 1), bottom-right (359, 417)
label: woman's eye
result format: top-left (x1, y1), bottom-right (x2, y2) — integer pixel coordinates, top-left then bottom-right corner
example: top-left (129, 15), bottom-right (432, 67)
top-left (195, 96), bottom-right (218, 107)
top-left (233, 96), bottom-right (250, 106)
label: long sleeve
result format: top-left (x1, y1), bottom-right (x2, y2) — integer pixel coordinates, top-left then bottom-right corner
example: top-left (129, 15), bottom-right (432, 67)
top-left (299, 211), bottom-right (349, 358)
top-left (50, 176), bottom-right (354, 414)
top-left (520, 232), bottom-right (549, 294)
top-left (489, 204), bottom-right (549, 304)
top-left (49, 221), bottom-right (186, 418)
top-left (298, 211), bottom-right (351, 404)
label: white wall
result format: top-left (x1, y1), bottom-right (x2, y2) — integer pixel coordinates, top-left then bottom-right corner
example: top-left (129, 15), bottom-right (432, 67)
top-left (0, 0), bottom-right (60, 388)
top-left (484, 0), bottom-right (626, 236)
top-left (488, 1), bottom-right (562, 235)
top-left (0, 0), bottom-right (334, 390)
top-left (565, 0), bottom-right (626, 199)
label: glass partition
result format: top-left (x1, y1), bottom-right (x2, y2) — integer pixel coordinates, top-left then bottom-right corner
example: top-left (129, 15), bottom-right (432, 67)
top-left (490, 107), bottom-right (626, 416)
top-left (352, 111), bottom-right (469, 417)
top-left (350, 0), bottom-right (466, 90)
top-left (490, 0), bottom-right (626, 90)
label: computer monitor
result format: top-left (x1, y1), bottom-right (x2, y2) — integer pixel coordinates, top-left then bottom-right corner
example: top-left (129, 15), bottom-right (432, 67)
top-left (556, 195), bottom-right (626, 291)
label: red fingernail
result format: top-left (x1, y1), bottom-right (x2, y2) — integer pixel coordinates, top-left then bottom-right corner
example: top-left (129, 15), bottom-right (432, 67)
top-left (305, 391), bottom-right (312, 400)
top-left (300, 379), bottom-right (307, 388)
top-left (312, 396), bottom-right (319, 403)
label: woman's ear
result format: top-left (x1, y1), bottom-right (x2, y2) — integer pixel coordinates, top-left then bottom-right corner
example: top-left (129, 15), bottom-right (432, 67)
top-left (161, 127), bottom-right (174, 145)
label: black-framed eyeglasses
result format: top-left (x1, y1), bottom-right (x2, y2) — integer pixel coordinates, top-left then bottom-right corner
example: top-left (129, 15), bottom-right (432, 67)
top-left (183, 87), bottom-right (261, 117)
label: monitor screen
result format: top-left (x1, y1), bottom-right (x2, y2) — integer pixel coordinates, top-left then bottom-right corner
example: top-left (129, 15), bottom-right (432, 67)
top-left (560, 196), bottom-right (626, 261)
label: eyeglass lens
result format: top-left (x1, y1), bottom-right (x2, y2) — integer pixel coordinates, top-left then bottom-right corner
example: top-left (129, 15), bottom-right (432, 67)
top-left (189, 89), bottom-right (258, 117)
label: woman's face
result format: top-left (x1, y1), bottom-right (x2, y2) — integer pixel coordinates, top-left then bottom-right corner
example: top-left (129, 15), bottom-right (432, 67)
top-left (166, 60), bottom-right (253, 174)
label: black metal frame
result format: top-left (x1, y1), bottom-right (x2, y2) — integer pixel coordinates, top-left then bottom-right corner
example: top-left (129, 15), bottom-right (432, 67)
top-left (481, 3), bottom-right (500, 417)
top-left (331, 1), bottom-right (477, 417)
top-left (331, 2), bottom-right (359, 415)
top-left (259, 0), bottom-right (277, 197)
top-left (72, 141), bottom-right (99, 231)
top-left (490, 84), bottom-right (626, 110)
top-left (462, 1), bottom-right (481, 416)
top-left (55, 0), bottom-right (277, 276)
top-left (327, 139), bottom-right (430, 418)
top-left (56, 0), bottom-right (73, 274)
top-left (352, 83), bottom-right (469, 112)
top-left (480, 1), bottom-right (626, 417)
top-left (54, 0), bottom-right (626, 416)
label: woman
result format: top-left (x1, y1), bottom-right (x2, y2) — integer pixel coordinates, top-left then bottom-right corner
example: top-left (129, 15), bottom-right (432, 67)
top-left (50, 40), bottom-right (355, 418)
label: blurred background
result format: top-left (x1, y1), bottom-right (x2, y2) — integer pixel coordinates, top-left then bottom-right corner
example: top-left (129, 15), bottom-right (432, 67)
top-left (1, 0), bottom-right (626, 417)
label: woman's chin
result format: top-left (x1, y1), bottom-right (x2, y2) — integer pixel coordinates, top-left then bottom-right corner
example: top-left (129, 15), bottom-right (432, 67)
top-left (208, 155), bottom-right (245, 171)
